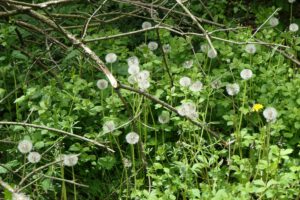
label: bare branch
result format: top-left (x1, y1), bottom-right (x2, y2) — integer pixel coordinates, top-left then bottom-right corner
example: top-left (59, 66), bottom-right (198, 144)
top-left (0, 121), bottom-right (114, 152)
top-left (24, 8), bottom-right (118, 88)
top-left (176, 0), bottom-right (217, 56)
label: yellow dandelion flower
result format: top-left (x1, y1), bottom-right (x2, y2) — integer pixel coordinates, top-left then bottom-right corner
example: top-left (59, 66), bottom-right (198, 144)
top-left (252, 104), bottom-right (263, 112)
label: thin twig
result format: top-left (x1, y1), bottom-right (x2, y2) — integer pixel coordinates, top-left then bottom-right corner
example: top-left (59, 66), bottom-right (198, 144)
top-left (176, 0), bottom-right (217, 55)
top-left (81, 0), bottom-right (109, 39)
top-left (0, 179), bottom-right (15, 193)
top-left (155, 29), bottom-right (174, 87)
top-left (18, 160), bottom-right (61, 186)
top-left (0, 121), bottom-right (114, 152)
top-left (24, 8), bottom-right (118, 88)
top-left (42, 174), bottom-right (89, 188)
top-left (250, 8), bottom-right (280, 39)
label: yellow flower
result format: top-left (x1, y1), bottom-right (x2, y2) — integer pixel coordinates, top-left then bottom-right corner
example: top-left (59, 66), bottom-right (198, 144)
top-left (252, 104), bottom-right (264, 112)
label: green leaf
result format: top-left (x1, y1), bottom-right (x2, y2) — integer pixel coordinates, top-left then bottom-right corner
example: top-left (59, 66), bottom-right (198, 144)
top-left (14, 95), bottom-right (26, 104)
top-left (97, 156), bottom-right (116, 170)
top-left (11, 50), bottom-right (28, 60)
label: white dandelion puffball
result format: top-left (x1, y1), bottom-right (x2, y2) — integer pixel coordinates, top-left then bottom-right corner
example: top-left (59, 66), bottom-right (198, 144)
top-left (103, 120), bottom-right (116, 133)
top-left (201, 44), bottom-right (209, 53)
top-left (126, 132), bottom-right (139, 144)
top-left (226, 83), bottom-right (240, 96)
top-left (189, 81), bottom-right (203, 92)
top-left (96, 79), bottom-right (108, 90)
top-left (18, 140), bottom-right (33, 154)
top-left (128, 75), bottom-right (137, 84)
top-left (288, 0), bottom-right (295, 3)
top-left (289, 23), bottom-right (299, 32)
top-left (183, 60), bottom-right (193, 69)
top-left (142, 21), bottom-right (152, 29)
top-left (207, 49), bottom-right (217, 58)
top-left (27, 152), bottom-right (41, 163)
top-left (127, 56), bottom-right (139, 67)
top-left (148, 41), bottom-right (158, 51)
top-left (163, 44), bottom-right (171, 53)
top-left (122, 158), bottom-right (132, 168)
top-left (263, 107), bottom-right (278, 122)
top-left (128, 64), bottom-right (140, 75)
top-left (137, 70), bottom-right (150, 82)
top-left (211, 79), bottom-right (222, 89)
top-left (177, 102), bottom-right (198, 120)
top-left (63, 154), bottom-right (79, 167)
top-left (158, 111), bottom-right (170, 124)
top-left (269, 17), bottom-right (279, 27)
top-left (179, 76), bottom-right (191, 87)
top-left (12, 192), bottom-right (30, 200)
top-left (105, 53), bottom-right (117, 63)
top-left (245, 44), bottom-right (256, 54)
top-left (138, 80), bottom-right (150, 90)
top-left (240, 69), bottom-right (253, 80)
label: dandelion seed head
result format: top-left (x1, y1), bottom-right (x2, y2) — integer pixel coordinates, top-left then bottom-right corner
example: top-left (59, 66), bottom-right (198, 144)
top-left (177, 102), bottom-right (197, 118)
top-left (240, 69), bottom-right (253, 80)
top-left (226, 83), bottom-right (240, 96)
top-left (122, 158), bottom-right (132, 168)
top-left (245, 44), bottom-right (256, 54)
top-left (103, 120), bottom-right (116, 133)
top-left (163, 44), bottom-right (171, 53)
top-left (148, 41), bottom-right (158, 51)
top-left (96, 79), bottom-right (108, 90)
top-left (12, 192), bottom-right (30, 200)
top-left (289, 23), bottom-right (299, 32)
top-left (142, 21), bottom-right (152, 29)
top-left (126, 132), bottom-right (139, 144)
top-left (201, 44), bottom-right (209, 53)
top-left (63, 154), bottom-right (79, 167)
top-left (263, 107), bottom-right (278, 122)
top-left (137, 70), bottom-right (150, 82)
top-left (127, 56), bottom-right (139, 67)
top-left (138, 80), bottom-right (150, 90)
top-left (187, 111), bottom-right (199, 120)
top-left (18, 140), bottom-right (33, 154)
top-left (207, 49), bottom-right (217, 58)
top-left (179, 76), bottom-right (191, 87)
top-left (183, 60), bottom-right (193, 69)
top-left (269, 17), bottom-right (279, 27)
top-left (128, 75), bottom-right (137, 84)
top-left (158, 111), bottom-right (170, 124)
top-left (211, 79), bottom-right (222, 89)
top-left (189, 81), bottom-right (203, 92)
top-left (27, 152), bottom-right (41, 163)
top-left (105, 53), bottom-right (117, 63)
top-left (128, 64), bottom-right (140, 75)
